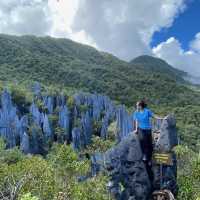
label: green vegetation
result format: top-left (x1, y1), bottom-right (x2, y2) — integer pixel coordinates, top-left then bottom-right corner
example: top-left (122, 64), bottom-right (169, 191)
top-left (0, 139), bottom-right (109, 200)
top-left (0, 136), bottom-right (199, 200)
top-left (175, 146), bottom-right (200, 200)
top-left (0, 34), bottom-right (200, 106)
top-left (130, 55), bottom-right (187, 82)
top-left (152, 105), bottom-right (200, 151)
top-left (20, 193), bottom-right (39, 200)
top-left (0, 34), bottom-right (199, 199)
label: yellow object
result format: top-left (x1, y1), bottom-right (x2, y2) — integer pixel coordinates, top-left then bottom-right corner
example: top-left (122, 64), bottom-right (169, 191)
top-left (153, 153), bottom-right (173, 166)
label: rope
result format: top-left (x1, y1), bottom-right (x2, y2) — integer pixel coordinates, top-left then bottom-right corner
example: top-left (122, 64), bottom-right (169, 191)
top-left (164, 190), bottom-right (175, 200)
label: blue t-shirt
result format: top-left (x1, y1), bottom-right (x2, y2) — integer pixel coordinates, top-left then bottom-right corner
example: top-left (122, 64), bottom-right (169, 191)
top-left (133, 108), bottom-right (154, 130)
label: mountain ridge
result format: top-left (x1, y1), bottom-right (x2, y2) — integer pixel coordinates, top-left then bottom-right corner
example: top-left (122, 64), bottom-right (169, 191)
top-left (0, 34), bottom-right (199, 106)
top-left (130, 55), bottom-right (187, 83)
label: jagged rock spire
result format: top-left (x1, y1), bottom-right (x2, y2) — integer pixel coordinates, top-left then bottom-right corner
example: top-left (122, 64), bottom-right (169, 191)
top-left (20, 132), bottom-right (30, 154)
top-left (116, 105), bottom-right (133, 141)
top-left (154, 115), bottom-right (178, 152)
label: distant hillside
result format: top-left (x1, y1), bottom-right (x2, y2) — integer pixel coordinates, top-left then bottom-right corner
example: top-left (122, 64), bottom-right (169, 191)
top-left (130, 55), bottom-right (187, 82)
top-left (0, 34), bottom-right (199, 106)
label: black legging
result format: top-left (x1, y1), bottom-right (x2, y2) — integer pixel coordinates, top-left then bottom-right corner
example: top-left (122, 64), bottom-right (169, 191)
top-left (138, 128), bottom-right (153, 161)
top-left (138, 128), bottom-right (153, 181)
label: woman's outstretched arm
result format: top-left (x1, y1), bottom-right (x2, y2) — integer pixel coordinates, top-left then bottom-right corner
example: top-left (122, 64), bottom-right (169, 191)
top-left (153, 115), bottom-right (167, 120)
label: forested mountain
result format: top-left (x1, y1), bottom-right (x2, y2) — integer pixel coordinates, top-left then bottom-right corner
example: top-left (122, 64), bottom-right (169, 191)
top-left (0, 34), bottom-right (199, 106)
top-left (130, 55), bottom-right (187, 82)
top-left (1, 33), bottom-right (200, 151)
top-left (0, 34), bottom-right (200, 200)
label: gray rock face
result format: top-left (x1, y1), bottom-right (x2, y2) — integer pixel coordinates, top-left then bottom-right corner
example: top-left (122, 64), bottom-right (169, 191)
top-left (43, 114), bottom-right (52, 138)
top-left (59, 105), bottom-right (70, 140)
top-left (0, 90), bottom-right (18, 148)
top-left (116, 105), bottom-right (133, 142)
top-left (0, 85), bottom-right (117, 154)
top-left (152, 116), bottom-right (178, 196)
top-left (154, 115), bottom-right (178, 153)
top-left (20, 132), bottom-right (30, 154)
top-left (91, 115), bottom-right (179, 199)
top-left (72, 127), bottom-right (82, 151)
top-left (103, 135), bottom-right (151, 200)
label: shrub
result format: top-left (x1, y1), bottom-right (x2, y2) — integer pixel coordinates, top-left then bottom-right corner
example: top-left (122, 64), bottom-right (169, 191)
top-left (176, 146), bottom-right (200, 200)
top-left (0, 156), bottom-right (57, 200)
top-left (70, 175), bottom-right (110, 200)
top-left (47, 143), bottom-right (90, 176)
top-left (0, 138), bottom-right (6, 152)
top-left (20, 193), bottom-right (39, 200)
top-left (0, 147), bottom-right (24, 165)
top-left (83, 136), bottom-right (114, 155)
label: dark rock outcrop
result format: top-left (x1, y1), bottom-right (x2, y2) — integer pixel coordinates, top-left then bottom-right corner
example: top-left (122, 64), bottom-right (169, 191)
top-left (152, 115), bottom-right (178, 196)
top-left (92, 134), bottom-right (151, 200)
top-left (154, 115), bottom-right (178, 153)
top-left (91, 115), bottom-right (178, 199)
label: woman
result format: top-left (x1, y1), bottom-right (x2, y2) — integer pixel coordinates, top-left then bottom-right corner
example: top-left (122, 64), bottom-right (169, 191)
top-left (133, 100), bottom-right (165, 162)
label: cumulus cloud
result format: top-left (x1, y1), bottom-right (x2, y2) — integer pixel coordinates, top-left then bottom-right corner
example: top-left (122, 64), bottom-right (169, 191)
top-left (71, 0), bottom-right (186, 60)
top-left (152, 35), bottom-right (200, 77)
top-left (0, 0), bottom-right (187, 60)
top-left (47, 0), bottom-right (97, 47)
top-left (0, 0), bottom-right (97, 46)
top-left (0, 0), bottom-right (52, 35)
top-left (190, 32), bottom-right (200, 53)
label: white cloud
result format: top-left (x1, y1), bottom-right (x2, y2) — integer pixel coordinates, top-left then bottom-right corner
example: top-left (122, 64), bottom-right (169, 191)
top-left (0, 0), bottom-right (97, 46)
top-left (0, 0), bottom-right (52, 35)
top-left (47, 0), bottom-right (77, 37)
top-left (0, 0), bottom-right (187, 60)
top-left (153, 36), bottom-right (200, 77)
top-left (71, 0), bottom-right (186, 59)
top-left (47, 0), bottom-right (97, 47)
top-left (190, 32), bottom-right (200, 53)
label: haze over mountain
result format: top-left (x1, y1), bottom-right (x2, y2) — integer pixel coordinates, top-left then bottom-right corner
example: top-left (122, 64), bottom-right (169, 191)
top-left (0, 34), bottom-right (199, 106)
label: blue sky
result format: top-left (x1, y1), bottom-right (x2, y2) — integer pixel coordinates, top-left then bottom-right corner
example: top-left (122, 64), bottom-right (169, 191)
top-left (151, 0), bottom-right (200, 50)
